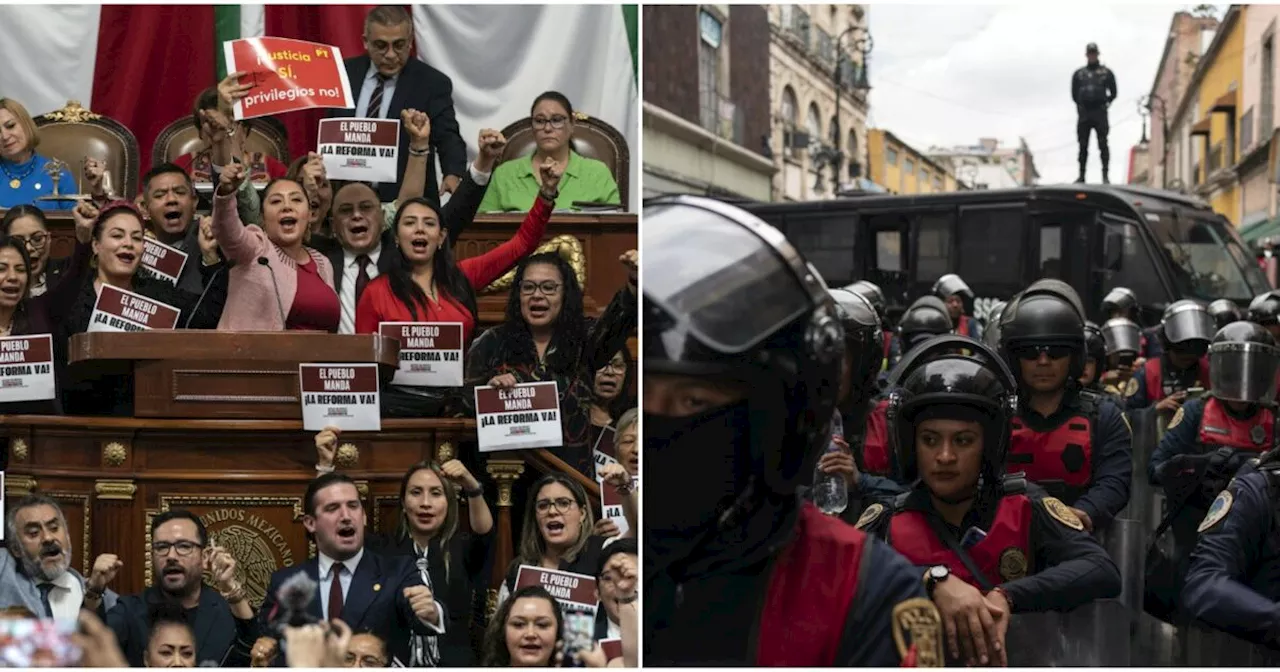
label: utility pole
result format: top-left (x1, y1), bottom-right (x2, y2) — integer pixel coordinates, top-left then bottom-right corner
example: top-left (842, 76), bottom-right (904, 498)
top-left (831, 22), bottom-right (873, 195)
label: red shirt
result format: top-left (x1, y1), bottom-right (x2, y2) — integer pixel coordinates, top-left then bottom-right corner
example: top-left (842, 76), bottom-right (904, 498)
top-left (355, 196), bottom-right (552, 344)
top-left (288, 258), bottom-right (340, 332)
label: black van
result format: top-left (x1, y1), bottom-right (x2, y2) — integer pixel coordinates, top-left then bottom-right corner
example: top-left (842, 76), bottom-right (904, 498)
top-left (743, 184), bottom-right (1271, 328)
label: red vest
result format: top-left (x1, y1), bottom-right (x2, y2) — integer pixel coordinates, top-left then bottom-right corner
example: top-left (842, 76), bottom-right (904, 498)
top-left (1197, 397), bottom-right (1275, 451)
top-left (957, 315), bottom-right (975, 338)
top-left (883, 330), bottom-right (893, 360)
top-left (1008, 412), bottom-right (1094, 487)
top-left (757, 502), bottom-right (867, 666)
top-left (1144, 356), bottom-right (1211, 403)
top-left (863, 399), bottom-right (892, 475)
top-left (888, 495), bottom-right (1034, 589)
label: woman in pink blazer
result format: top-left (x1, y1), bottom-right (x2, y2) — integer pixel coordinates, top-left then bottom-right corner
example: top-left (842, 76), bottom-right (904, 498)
top-left (212, 163), bottom-right (338, 331)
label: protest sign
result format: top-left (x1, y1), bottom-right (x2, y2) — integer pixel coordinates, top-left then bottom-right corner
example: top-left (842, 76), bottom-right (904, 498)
top-left (0, 335), bottom-right (55, 404)
top-left (600, 639), bottom-right (623, 662)
top-left (515, 565), bottom-right (598, 615)
top-left (318, 118), bottom-right (400, 182)
top-left (140, 237), bottom-right (189, 285)
top-left (378, 322), bottom-right (463, 387)
top-left (474, 382), bottom-right (562, 451)
top-left (223, 37), bottom-right (354, 119)
top-left (88, 285), bottom-right (181, 333)
top-left (299, 363), bottom-right (381, 431)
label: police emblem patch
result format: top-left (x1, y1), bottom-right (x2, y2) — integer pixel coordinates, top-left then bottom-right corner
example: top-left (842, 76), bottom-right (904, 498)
top-left (1198, 490), bottom-right (1234, 533)
top-left (892, 597), bottom-right (943, 667)
top-left (1253, 425), bottom-right (1267, 446)
top-left (1123, 378), bottom-right (1139, 398)
top-left (1168, 407), bottom-right (1185, 430)
top-left (1042, 496), bottom-right (1085, 531)
top-left (854, 503), bottom-right (884, 530)
top-left (998, 547), bottom-right (1028, 581)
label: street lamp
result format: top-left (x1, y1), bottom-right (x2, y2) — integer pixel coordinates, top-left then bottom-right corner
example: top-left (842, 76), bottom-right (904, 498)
top-left (1140, 93), bottom-right (1169, 189)
top-left (831, 24), bottom-right (873, 194)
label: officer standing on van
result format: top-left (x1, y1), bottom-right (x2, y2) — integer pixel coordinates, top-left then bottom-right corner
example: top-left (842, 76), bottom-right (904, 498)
top-left (1072, 42), bottom-right (1117, 184)
top-left (999, 280), bottom-right (1132, 534)
top-left (934, 274), bottom-right (984, 340)
top-left (643, 195), bottom-right (942, 667)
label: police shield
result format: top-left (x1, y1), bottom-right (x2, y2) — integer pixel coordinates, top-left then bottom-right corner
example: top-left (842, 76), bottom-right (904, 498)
top-left (1005, 611), bottom-right (1064, 667)
top-left (1182, 622), bottom-right (1280, 666)
top-left (1056, 522), bottom-right (1139, 665)
top-left (1127, 405), bottom-right (1181, 664)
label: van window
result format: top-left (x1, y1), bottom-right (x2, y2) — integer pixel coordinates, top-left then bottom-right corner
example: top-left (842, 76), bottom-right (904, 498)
top-left (1100, 217), bottom-right (1166, 307)
top-left (914, 213), bottom-right (951, 282)
top-left (785, 212), bottom-right (857, 286)
top-left (1039, 224), bottom-right (1062, 279)
top-left (876, 230), bottom-right (902, 272)
top-left (957, 207), bottom-right (1024, 288)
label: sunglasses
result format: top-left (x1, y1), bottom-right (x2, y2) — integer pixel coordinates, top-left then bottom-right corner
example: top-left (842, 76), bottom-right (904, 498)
top-left (1014, 344), bottom-right (1073, 361)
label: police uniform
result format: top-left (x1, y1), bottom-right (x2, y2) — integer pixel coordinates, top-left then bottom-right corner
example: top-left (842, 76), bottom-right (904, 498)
top-left (1072, 43), bottom-right (1117, 183)
top-left (933, 274), bottom-right (984, 341)
top-left (856, 334), bottom-right (1120, 666)
top-left (1124, 300), bottom-right (1215, 412)
top-left (643, 195), bottom-right (942, 667)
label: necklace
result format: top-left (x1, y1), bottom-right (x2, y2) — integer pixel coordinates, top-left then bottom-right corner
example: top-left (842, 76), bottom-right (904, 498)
top-left (0, 156), bottom-right (37, 190)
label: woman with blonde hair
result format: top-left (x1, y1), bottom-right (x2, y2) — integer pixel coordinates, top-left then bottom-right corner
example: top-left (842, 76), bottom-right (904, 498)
top-left (315, 427), bottom-right (493, 666)
top-left (0, 98), bottom-right (77, 209)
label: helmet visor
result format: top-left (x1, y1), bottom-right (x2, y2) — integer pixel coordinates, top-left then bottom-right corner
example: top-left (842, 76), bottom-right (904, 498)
top-left (1102, 318), bottom-right (1141, 356)
top-left (1209, 342), bottom-right (1280, 404)
top-left (1164, 305), bottom-right (1215, 344)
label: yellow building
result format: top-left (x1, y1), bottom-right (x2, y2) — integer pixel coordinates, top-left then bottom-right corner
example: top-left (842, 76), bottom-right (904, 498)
top-left (1168, 5), bottom-right (1244, 225)
top-left (867, 128), bottom-right (959, 195)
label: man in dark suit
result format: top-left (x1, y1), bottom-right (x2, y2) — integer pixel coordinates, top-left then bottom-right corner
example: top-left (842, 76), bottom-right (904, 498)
top-left (334, 5), bottom-right (468, 205)
top-left (320, 120), bottom-right (503, 334)
top-left (104, 510), bottom-right (259, 666)
top-left (251, 473), bottom-right (444, 666)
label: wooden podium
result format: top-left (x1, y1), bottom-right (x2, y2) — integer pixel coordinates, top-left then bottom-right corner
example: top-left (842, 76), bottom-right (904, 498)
top-left (68, 331), bottom-right (400, 419)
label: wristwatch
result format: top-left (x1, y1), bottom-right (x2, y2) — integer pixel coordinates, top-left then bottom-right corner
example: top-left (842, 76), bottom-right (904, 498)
top-left (923, 565), bottom-right (950, 598)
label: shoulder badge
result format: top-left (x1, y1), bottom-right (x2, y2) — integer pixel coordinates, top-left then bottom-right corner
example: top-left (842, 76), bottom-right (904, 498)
top-left (1123, 378), bottom-right (1140, 398)
top-left (855, 503), bottom-right (885, 531)
top-left (998, 547), bottom-right (1028, 581)
top-left (892, 597), bottom-right (943, 667)
top-left (1168, 406), bottom-right (1185, 430)
top-left (1198, 489), bottom-right (1234, 533)
top-left (1253, 424), bottom-right (1267, 446)
top-left (1041, 496), bottom-right (1085, 531)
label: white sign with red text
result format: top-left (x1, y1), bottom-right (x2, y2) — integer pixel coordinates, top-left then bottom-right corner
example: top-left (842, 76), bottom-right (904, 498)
top-left (474, 382), bottom-right (562, 451)
top-left (299, 363), bottom-right (381, 431)
top-left (378, 322), bottom-right (464, 387)
top-left (140, 237), bottom-right (189, 285)
top-left (87, 285), bottom-right (181, 332)
top-left (515, 565), bottom-right (598, 616)
top-left (0, 335), bottom-right (55, 404)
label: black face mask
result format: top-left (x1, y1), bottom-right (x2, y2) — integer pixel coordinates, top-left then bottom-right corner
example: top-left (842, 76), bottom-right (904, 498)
top-left (643, 401), bottom-right (753, 542)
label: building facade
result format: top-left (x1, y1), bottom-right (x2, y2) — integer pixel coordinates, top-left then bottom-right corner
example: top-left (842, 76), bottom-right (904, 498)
top-left (928, 137), bottom-right (1039, 189)
top-left (1238, 4), bottom-right (1280, 228)
top-left (642, 4), bottom-right (776, 201)
top-left (1142, 11), bottom-right (1221, 190)
top-left (867, 129), bottom-right (959, 195)
top-left (768, 4), bottom-right (872, 201)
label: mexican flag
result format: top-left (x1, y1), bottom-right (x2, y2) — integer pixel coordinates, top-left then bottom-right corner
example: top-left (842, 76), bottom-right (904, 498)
top-left (0, 4), bottom-right (639, 199)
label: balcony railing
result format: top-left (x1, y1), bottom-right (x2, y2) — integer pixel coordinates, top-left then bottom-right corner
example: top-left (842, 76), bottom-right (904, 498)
top-left (786, 7), bottom-right (811, 48)
top-left (700, 89), bottom-right (744, 145)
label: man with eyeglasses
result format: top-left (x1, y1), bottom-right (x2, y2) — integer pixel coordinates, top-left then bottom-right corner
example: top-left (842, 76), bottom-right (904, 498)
top-left (335, 5), bottom-right (467, 205)
top-left (102, 510), bottom-right (260, 667)
top-left (998, 280), bottom-right (1133, 536)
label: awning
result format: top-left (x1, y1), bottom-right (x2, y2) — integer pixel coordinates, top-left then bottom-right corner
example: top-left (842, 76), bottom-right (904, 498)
top-left (1212, 89), bottom-right (1239, 113)
top-left (1191, 117), bottom-right (1212, 136)
top-left (1240, 215), bottom-right (1280, 245)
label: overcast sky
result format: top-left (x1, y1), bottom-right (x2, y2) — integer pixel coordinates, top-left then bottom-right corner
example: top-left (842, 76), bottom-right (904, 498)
top-left (867, 4), bottom-right (1224, 184)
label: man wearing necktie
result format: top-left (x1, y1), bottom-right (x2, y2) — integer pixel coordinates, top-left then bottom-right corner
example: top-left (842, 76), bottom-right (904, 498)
top-left (335, 5), bottom-right (468, 205)
top-left (251, 473), bottom-right (443, 666)
top-left (0, 495), bottom-right (120, 620)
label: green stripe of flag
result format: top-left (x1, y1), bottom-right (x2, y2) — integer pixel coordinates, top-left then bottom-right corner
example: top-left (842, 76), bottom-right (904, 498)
top-left (214, 5), bottom-right (241, 81)
top-left (622, 4), bottom-right (637, 85)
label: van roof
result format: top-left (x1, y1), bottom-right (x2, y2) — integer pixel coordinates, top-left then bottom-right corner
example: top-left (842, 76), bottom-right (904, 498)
top-left (744, 183), bottom-right (1214, 215)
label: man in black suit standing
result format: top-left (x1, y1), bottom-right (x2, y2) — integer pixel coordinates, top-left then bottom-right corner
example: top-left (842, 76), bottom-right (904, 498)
top-left (335, 6), bottom-right (468, 205)
top-left (104, 511), bottom-right (260, 667)
top-left (250, 473), bottom-right (443, 666)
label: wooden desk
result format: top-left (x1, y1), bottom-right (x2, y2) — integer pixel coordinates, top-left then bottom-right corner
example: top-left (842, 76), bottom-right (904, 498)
top-left (12, 210), bottom-right (638, 323)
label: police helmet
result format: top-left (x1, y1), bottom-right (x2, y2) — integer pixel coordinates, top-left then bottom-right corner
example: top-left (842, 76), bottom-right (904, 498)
top-left (1208, 298), bottom-right (1243, 331)
top-left (1209, 321), bottom-right (1280, 404)
top-left (829, 287), bottom-right (885, 405)
top-left (846, 280), bottom-right (887, 320)
top-left (1161, 300), bottom-right (1215, 352)
top-left (1101, 317), bottom-right (1142, 357)
top-left (1248, 291), bottom-right (1280, 326)
top-left (983, 298), bottom-right (1012, 351)
top-left (1084, 321), bottom-right (1106, 373)
top-left (643, 195), bottom-right (844, 496)
top-left (932, 273), bottom-right (973, 301)
top-left (886, 335), bottom-right (1019, 487)
top-left (1101, 287), bottom-right (1138, 316)
top-left (999, 279), bottom-right (1088, 380)
top-left (899, 295), bottom-right (953, 351)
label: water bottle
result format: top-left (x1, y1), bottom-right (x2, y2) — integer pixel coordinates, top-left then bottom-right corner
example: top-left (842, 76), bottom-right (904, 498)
top-left (813, 413), bottom-right (849, 515)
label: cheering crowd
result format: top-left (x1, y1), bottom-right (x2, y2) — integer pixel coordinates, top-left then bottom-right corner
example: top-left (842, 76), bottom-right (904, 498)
top-left (0, 4), bottom-right (637, 668)
top-left (644, 195), bottom-right (1280, 667)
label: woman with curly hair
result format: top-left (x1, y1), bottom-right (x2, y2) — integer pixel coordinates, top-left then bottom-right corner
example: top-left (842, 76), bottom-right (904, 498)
top-left (481, 585), bottom-right (563, 667)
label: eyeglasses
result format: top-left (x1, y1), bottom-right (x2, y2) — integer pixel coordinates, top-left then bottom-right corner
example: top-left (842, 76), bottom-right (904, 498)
top-left (11, 233), bottom-right (48, 250)
top-left (600, 359), bottom-right (626, 374)
top-left (535, 497), bottom-right (578, 513)
top-left (152, 541), bottom-right (203, 557)
top-left (520, 280), bottom-right (562, 296)
top-left (1014, 344), bottom-right (1074, 361)
top-left (345, 654), bottom-right (388, 668)
top-left (532, 116), bottom-right (569, 130)
top-left (367, 39), bottom-right (409, 54)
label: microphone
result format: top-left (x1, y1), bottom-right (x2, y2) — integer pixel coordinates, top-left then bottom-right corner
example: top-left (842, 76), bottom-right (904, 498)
top-left (183, 260), bottom-right (232, 329)
top-left (258, 256), bottom-right (287, 327)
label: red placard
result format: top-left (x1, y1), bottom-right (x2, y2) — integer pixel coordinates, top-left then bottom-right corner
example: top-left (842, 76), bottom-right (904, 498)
top-left (223, 37), bottom-right (355, 119)
top-left (514, 565), bottom-right (598, 613)
top-left (88, 285), bottom-right (182, 332)
top-left (141, 237), bottom-right (189, 285)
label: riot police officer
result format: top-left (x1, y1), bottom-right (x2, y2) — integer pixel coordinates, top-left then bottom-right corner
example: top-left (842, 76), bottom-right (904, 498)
top-left (1102, 286), bottom-right (1162, 358)
top-left (999, 279), bottom-right (1133, 533)
top-left (866, 295), bottom-right (957, 478)
top-left (857, 335), bottom-right (1121, 667)
top-left (933, 274), bottom-right (983, 340)
top-left (847, 280), bottom-right (899, 376)
top-left (643, 195), bottom-right (941, 666)
top-left (1248, 290), bottom-right (1280, 341)
top-left (1125, 300), bottom-right (1214, 415)
top-left (1081, 321), bottom-right (1112, 394)
top-left (1208, 298), bottom-right (1243, 332)
top-left (1072, 42), bottom-right (1117, 184)
top-left (1178, 325), bottom-right (1280, 664)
